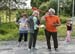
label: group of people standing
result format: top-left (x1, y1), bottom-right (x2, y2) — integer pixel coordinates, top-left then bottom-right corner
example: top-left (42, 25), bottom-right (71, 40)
top-left (16, 8), bottom-right (72, 51)
top-left (16, 10), bottom-right (40, 51)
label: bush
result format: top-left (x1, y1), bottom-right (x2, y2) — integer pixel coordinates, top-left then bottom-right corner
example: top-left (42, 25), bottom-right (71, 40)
top-left (0, 22), bottom-right (19, 41)
top-left (38, 29), bottom-right (45, 35)
top-left (0, 28), bottom-right (8, 35)
top-left (60, 16), bottom-right (68, 24)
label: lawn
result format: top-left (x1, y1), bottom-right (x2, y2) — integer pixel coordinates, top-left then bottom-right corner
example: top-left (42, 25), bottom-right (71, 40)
top-left (0, 23), bottom-right (75, 41)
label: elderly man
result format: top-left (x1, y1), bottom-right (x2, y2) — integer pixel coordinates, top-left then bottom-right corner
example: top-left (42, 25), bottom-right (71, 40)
top-left (43, 8), bottom-right (61, 51)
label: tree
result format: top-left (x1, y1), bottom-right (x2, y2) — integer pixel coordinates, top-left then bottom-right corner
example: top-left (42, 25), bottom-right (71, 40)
top-left (39, 0), bottom-right (58, 16)
top-left (31, 0), bottom-right (49, 8)
top-left (63, 0), bottom-right (73, 16)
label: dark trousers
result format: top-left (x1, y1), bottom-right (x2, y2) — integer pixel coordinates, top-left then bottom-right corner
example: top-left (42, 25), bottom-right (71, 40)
top-left (45, 30), bottom-right (58, 49)
top-left (18, 33), bottom-right (28, 42)
top-left (29, 29), bottom-right (38, 49)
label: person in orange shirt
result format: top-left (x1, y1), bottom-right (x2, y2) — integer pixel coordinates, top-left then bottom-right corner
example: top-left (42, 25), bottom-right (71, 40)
top-left (44, 8), bottom-right (61, 51)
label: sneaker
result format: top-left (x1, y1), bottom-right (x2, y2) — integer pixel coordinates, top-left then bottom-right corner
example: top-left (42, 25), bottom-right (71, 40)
top-left (48, 49), bottom-right (51, 51)
top-left (17, 42), bottom-right (22, 47)
top-left (64, 41), bottom-right (71, 45)
top-left (28, 48), bottom-right (31, 52)
top-left (64, 40), bottom-right (67, 44)
top-left (32, 47), bottom-right (38, 50)
top-left (55, 48), bottom-right (58, 52)
top-left (24, 42), bottom-right (28, 46)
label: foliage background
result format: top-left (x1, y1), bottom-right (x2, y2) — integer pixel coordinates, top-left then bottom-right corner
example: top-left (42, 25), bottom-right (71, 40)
top-left (0, 0), bottom-right (75, 41)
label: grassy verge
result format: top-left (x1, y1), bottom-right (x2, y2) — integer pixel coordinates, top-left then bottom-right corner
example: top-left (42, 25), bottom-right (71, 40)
top-left (0, 22), bottom-right (75, 41)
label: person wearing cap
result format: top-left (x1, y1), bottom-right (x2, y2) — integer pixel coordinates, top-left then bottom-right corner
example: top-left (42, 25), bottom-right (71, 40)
top-left (43, 8), bottom-right (61, 51)
top-left (28, 11), bottom-right (40, 51)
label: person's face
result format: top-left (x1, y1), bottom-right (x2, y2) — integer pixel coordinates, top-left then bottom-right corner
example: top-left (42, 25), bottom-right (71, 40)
top-left (49, 11), bottom-right (54, 15)
top-left (34, 13), bottom-right (38, 17)
top-left (23, 16), bottom-right (26, 18)
top-left (45, 12), bottom-right (49, 16)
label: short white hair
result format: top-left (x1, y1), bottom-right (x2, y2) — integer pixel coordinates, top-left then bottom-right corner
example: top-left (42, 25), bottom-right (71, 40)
top-left (48, 8), bottom-right (55, 14)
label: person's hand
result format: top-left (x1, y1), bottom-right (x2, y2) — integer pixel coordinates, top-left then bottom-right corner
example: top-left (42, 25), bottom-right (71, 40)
top-left (53, 23), bottom-right (60, 27)
top-left (39, 25), bottom-right (45, 28)
top-left (24, 24), bottom-right (28, 27)
top-left (37, 25), bottom-right (40, 28)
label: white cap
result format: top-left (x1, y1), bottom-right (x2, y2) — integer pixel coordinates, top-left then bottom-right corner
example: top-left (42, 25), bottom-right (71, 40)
top-left (48, 8), bottom-right (55, 14)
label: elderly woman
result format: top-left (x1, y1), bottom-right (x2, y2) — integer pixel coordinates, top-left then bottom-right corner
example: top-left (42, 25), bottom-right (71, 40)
top-left (17, 13), bottom-right (29, 47)
top-left (28, 11), bottom-right (40, 51)
top-left (43, 8), bottom-right (61, 51)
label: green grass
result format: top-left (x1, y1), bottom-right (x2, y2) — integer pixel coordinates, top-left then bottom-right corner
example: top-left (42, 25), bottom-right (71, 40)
top-left (57, 24), bottom-right (66, 37)
top-left (0, 23), bottom-right (75, 41)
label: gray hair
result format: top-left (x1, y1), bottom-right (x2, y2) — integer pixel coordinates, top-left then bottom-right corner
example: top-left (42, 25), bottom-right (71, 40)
top-left (48, 8), bottom-right (55, 14)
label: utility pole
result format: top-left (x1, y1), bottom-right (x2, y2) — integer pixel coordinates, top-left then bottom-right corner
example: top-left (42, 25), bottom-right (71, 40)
top-left (57, 0), bottom-right (60, 16)
top-left (72, 0), bottom-right (75, 25)
top-left (8, 0), bottom-right (11, 22)
top-left (72, 0), bottom-right (74, 17)
top-left (72, 0), bottom-right (75, 32)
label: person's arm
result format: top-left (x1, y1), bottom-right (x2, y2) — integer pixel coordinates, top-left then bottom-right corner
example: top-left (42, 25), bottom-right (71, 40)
top-left (27, 17), bottom-right (31, 28)
top-left (41, 12), bottom-right (48, 24)
top-left (53, 17), bottom-right (61, 27)
top-left (39, 16), bottom-right (46, 28)
top-left (15, 18), bottom-right (21, 25)
top-left (40, 15), bottom-right (46, 25)
top-left (27, 16), bottom-right (31, 24)
top-left (26, 19), bottom-right (30, 27)
top-left (41, 16), bottom-right (45, 21)
top-left (27, 16), bottom-right (34, 27)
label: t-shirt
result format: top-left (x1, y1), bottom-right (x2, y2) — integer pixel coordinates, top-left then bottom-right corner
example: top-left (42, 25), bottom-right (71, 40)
top-left (67, 22), bottom-right (72, 31)
top-left (45, 15), bottom-right (61, 32)
top-left (33, 16), bottom-right (38, 30)
top-left (67, 24), bottom-right (72, 31)
top-left (19, 18), bottom-right (28, 33)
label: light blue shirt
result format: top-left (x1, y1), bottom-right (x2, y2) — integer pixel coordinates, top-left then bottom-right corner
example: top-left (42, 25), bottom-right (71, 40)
top-left (19, 18), bottom-right (28, 33)
top-left (33, 16), bottom-right (38, 30)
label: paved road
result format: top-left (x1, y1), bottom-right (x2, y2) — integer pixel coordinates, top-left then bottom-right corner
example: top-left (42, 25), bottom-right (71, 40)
top-left (0, 40), bottom-right (75, 54)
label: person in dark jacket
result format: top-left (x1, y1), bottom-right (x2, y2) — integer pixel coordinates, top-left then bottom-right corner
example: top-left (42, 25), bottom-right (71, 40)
top-left (28, 11), bottom-right (40, 51)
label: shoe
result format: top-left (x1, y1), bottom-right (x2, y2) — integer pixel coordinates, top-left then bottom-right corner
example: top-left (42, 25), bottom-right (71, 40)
top-left (32, 47), bottom-right (38, 50)
top-left (17, 42), bottom-right (22, 47)
top-left (48, 49), bottom-right (51, 51)
top-left (28, 48), bottom-right (31, 52)
top-left (55, 48), bottom-right (58, 52)
top-left (24, 42), bottom-right (28, 46)
top-left (48, 48), bottom-right (51, 51)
